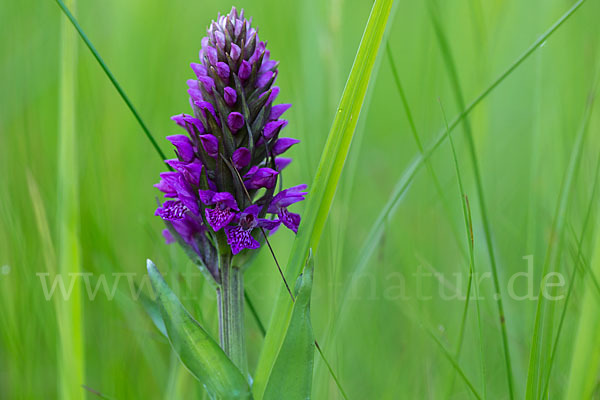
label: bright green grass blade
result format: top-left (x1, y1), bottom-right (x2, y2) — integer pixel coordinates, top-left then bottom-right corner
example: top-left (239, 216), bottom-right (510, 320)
top-left (525, 74), bottom-right (598, 400)
top-left (264, 264), bottom-right (315, 400)
top-left (565, 228), bottom-right (600, 399)
top-left (333, 0), bottom-right (588, 338)
top-left (253, 0), bottom-right (395, 397)
top-left (147, 260), bottom-right (251, 399)
top-left (540, 153), bottom-right (600, 397)
top-left (427, 4), bottom-right (515, 396)
top-left (57, 0), bottom-right (85, 397)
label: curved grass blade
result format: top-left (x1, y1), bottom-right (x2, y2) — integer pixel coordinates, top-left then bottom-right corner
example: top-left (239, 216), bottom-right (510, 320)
top-left (333, 0), bottom-right (588, 343)
top-left (147, 260), bottom-right (251, 399)
top-left (253, 0), bottom-right (395, 397)
top-left (263, 264), bottom-right (315, 400)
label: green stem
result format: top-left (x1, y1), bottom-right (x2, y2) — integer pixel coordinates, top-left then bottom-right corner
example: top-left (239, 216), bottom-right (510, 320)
top-left (218, 250), bottom-right (248, 376)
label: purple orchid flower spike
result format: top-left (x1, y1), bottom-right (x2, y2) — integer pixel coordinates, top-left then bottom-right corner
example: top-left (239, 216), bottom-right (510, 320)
top-left (152, 6), bottom-right (310, 375)
top-left (199, 190), bottom-right (239, 231)
top-left (154, 6), bottom-right (307, 270)
top-left (225, 205), bottom-right (280, 255)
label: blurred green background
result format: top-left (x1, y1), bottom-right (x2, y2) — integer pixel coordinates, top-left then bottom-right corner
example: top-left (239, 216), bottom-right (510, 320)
top-left (1, 0), bottom-right (600, 398)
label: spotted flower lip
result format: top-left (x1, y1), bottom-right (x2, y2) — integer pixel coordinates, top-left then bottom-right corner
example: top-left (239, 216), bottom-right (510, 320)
top-left (199, 190), bottom-right (239, 231)
top-left (155, 200), bottom-right (187, 221)
top-left (225, 205), bottom-right (280, 255)
top-left (155, 6), bottom-right (307, 259)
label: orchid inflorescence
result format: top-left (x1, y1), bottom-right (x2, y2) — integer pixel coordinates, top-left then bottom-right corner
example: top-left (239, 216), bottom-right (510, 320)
top-left (154, 6), bottom-right (306, 280)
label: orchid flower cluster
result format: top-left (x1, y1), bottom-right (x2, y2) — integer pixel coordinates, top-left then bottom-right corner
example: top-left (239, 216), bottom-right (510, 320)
top-left (154, 7), bottom-right (306, 280)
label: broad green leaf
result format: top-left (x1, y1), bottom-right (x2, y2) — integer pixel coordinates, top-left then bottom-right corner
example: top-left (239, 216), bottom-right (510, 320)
top-left (146, 260), bottom-right (251, 399)
top-left (253, 0), bottom-right (394, 396)
top-left (263, 263), bottom-right (315, 400)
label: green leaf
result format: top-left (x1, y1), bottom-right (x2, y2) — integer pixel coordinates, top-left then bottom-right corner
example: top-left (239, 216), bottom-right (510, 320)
top-left (253, 0), bottom-right (394, 397)
top-left (146, 259), bottom-right (251, 399)
top-left (263, 261), bottom-right (315, 400)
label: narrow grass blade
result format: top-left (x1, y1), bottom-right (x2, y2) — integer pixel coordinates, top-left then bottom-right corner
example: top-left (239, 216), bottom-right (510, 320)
top-left (264, 265), bottom-right (315, 400)
top-left (333, 0), bottom-right (588, 342)
top-left (253, 0), bottom-right (395, 397)
top-left (427, 4), bottom-right (515, 395)
top-left (57, 0), bottom-right (85, 396)
top-left (81, 385), bottom-right (116, 400)
top-left (386, 43), bottom-right (467, 259)
top-left (391, 300), bottom-right (482, 400)
top-left (53, 0), bottom-right (167, 163)
top-left (314, 341), bottom-right (349, 400)
top-left (424, 325), bottom-right (482, 400)
top-left (439, 101), bottom-right (486, 399)
top-left (540, 153), bottom-right (600, 397)
top-left (565, 228), bottom-right (600, 399)
top-left (525, 74), bottom-right (598, 400)
top-left (245, 291), bottom-right (266, 337)
top-left (466, 196), bottom-right (487, 400)
top-left (147, 260), bottom-right (251, 399)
